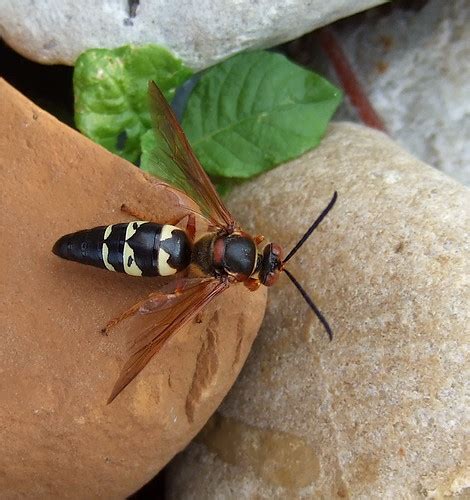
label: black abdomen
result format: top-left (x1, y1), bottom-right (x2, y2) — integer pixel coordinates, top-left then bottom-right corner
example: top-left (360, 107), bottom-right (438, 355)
top-left (53, 222), bottom-right (191, 277)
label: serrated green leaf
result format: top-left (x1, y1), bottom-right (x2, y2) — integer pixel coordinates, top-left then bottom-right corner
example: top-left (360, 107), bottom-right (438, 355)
top-left (73, 45), bottom-right (192, 163)
top-left (181, 51), bottom-right (342, 178)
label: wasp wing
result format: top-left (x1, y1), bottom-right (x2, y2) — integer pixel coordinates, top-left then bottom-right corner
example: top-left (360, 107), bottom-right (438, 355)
top-left (107, 277), bottom-right (229, 403)
top-left (146, 81), bottom-right (235, 230)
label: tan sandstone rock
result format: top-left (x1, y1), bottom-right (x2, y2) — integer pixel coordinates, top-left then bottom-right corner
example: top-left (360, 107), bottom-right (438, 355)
top-left (0, 79), bottom-right (266, 497)
top-left (167, 123), bottom-right (470, 498)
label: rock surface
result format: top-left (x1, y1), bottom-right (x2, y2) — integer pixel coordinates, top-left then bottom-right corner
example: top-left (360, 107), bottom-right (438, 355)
top-left (167, 123), bottom-right (470, 498)
top-left (332, 0), bottom-right (470, 185)
top-left (0, 0), bottom-right (384, 68)
top-left (0, 79), bottom-right (266, 497)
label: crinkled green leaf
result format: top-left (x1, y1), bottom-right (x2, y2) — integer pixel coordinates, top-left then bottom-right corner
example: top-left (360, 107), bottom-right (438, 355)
top-left (73, 45), bottom-right (192, 162)
top-left (181, 51), bottom-right (342, 178)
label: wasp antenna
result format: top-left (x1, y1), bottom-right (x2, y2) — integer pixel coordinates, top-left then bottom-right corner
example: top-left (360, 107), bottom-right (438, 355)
top-left (283, 268), bottom-right (333, 341)
top-left (283, 191), bottom-right (337, 264)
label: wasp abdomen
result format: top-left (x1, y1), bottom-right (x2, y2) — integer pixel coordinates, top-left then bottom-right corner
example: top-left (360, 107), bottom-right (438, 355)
top-left (53, 222), bottom-right (191, 277)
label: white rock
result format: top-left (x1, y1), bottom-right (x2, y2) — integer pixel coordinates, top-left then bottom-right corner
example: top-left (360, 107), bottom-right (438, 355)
top-left (0, 0), bottom-right (384, 68)
top-left (332, 0), bottom-right (470, 184)
top-left (166, 123), bottom-right (470, 498)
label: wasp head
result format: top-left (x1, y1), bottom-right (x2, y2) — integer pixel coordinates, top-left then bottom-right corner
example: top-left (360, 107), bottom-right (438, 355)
top-left (258, 243), bottom-right (284, 287)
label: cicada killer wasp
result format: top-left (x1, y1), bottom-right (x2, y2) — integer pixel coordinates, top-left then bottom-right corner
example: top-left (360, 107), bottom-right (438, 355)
top-left (53, 81), bottom-right (337, 403)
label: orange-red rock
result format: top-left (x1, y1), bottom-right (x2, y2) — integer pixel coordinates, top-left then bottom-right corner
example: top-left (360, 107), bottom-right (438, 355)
top-left (0, 79), bottom-right (266, 497)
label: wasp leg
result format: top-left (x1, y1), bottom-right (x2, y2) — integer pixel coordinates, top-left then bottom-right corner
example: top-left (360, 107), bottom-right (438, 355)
top-left (185, 213), bottom-right (196, 240)
top-left (168, 213), bottom-right (196, 239)
top-left (254, 234), bottom-right (265, 245)
top-left (101, 302), bottom-right (142, 335)
top-left (244, 278), bottom-right (261, 292)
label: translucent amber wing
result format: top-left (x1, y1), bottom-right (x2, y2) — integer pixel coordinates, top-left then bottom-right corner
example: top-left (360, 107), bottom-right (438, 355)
top-left (146, 81), bottom-right (235, 230)
top-left (107, 277), bottom-right (229, 403)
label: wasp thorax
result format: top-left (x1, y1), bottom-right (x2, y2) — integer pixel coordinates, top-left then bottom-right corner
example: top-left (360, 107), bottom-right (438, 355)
top-left (213, 232), bottom-right (257, 279)
top-left (259, 243), bottom-right (284, 287)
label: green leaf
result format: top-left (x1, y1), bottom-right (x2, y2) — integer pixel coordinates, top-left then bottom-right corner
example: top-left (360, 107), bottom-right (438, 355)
top-left (212, 177), bottom-right (242, 197)
top-left (73, 45), bottom-right (192, 163)
top-left (182, 51), bottom-right (342, 178)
